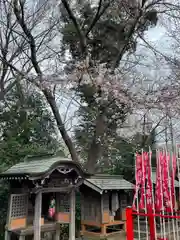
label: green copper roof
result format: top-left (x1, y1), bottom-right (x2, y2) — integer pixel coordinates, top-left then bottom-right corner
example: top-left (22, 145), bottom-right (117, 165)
top-left (0, 154), bottom-right (87, 179)
top-left (83, 174), bottom-right (134, 193)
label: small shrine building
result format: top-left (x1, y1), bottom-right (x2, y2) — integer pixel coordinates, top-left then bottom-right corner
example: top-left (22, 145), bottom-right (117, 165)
top-left (0, 154), bottom-right (89, 240)
top-left (80, 174), bottom-right (133, 238)
top-left (0, 154), bottom-right (134, 240)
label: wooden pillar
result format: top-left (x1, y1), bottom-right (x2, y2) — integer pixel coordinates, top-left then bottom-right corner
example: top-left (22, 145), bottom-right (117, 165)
top-left (69, 188), bottom-right (76, 240)
top-left (5, 194), bottom-right (12, 240)
top-left (55, 229), bottom-right (60, 240)
top-left (4, 230), bottom-right (11, 240)
top-left (34, 191), bottom-right (42, 240)
top-left (54, 223), bottom-right (60, 240)
top-left (19, 235), bottom-right (25, 240)
top-left (101, 225), bottom-right (106, 236)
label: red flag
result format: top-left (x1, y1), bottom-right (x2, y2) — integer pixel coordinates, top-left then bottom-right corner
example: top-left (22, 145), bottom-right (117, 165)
top-left (155, 151), bottom-right (163, 211)
top-left (146, 152), bottom-right (153, 211)
top-left (171, 154), bottom-right (176, 210)
top-left (162, 153), bottom-right (171, 212)
top-left (132, 153), bottom-right (142, 210)
top-left (139, 152), bottom-right (148, 210)
top-left (139, 184), bottom-right (145, 209)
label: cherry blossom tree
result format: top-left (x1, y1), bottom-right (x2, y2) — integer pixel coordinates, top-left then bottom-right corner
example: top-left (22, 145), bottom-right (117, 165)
top-left (0, 0), bottom-right (177, 173)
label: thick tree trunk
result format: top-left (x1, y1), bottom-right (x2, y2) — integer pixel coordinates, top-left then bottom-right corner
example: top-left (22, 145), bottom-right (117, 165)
top-left (85, 138), bottom-right (102, 174)
top-left (43, 89), bottom-right (79, 162)
top-left (86, 113), bottom-right (106, 174)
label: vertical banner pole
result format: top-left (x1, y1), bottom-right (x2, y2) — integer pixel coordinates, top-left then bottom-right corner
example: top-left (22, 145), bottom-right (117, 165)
top-left (148, 148), bottom-right (156, 240)
top-left (149, 147), bottom-right (157, 240)
top-left (126, 207), bottom-right (134, 240)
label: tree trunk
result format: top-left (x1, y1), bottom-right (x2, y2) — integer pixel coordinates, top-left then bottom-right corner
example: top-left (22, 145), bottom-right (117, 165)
top-left (43, 89), bottom-right (79, 162)
top-left (85, 137), bottom-right (102, 174)
top-left (43, 88), bottom-right (107, 174)
top-left (86, 113), bottom-right (106, 174)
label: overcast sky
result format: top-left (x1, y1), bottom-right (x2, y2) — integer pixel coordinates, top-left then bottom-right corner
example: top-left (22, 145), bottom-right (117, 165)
top-left (135, 20), bottom-right (180, 145)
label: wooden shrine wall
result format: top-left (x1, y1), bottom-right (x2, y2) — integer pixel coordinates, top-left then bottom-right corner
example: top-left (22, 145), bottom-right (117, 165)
top-left (80, 187), bottom-right (101, 223)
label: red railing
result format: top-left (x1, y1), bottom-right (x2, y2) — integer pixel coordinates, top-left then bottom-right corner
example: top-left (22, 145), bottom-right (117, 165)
top-left (126, 207), bottom-right (180, 240)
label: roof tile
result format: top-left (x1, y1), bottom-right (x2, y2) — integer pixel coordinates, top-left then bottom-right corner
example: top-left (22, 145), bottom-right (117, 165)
top-left (84, 177), bottom-right (133, 191)
top-left (0, 155), bottom-right (85, 178)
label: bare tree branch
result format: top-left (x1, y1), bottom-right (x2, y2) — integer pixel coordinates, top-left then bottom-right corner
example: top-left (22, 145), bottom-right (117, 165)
top-left (61, 0), bottom-right (86, 54)
top-left (20, 2), bottom-right (79, 162)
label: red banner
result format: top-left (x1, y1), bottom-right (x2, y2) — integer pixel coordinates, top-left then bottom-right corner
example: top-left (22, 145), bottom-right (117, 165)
top-left (162, 153), bottom-right (171, 212)
top-left (134, 150), bottom-right (176, 215)
top-left (171, 154), bottom-right (177, 210)
top-left (146, 152), bottom-right (153, 211)
top-left (155, 151), bottom-right (163, 211)
top-left (132, 153), bottom-right (142, 210)
top-left (133, 152), bottom-right (153, 211)
top-left (139, 152), bottom-right (149, 210)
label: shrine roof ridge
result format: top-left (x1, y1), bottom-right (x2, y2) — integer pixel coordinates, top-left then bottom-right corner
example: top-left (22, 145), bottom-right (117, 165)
top-left (89, 174), bottom-right (124, 179)
top-left (0, 154), bottom-right (89, 179)
top-left (83, 176), bottom-right (134, 193)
